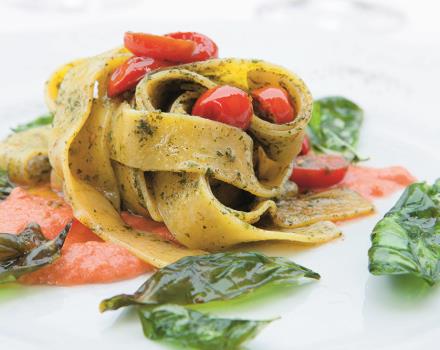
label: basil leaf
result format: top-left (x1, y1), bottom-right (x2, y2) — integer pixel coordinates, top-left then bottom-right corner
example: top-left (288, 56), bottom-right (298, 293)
top-left (0, 222), bottom-right (71, 283)
top-left (11, 113), bottom-right (53, 133)
top-left (100, 251), bottom-right (319, 311)
top-left (0, 169), bottom-right (14, 200)
top-left (308, 96), bottom-right (366, 162)
top-left (139, 304), bottom-right (271, 350)
top-left (368, 179), bottom-right (440, 285)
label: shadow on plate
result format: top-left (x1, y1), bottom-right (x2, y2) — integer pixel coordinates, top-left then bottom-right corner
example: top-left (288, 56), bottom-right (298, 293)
top-left (363, 273), bottom-right (440, 313)
top-left (0, 283), bottom-right (50, 304)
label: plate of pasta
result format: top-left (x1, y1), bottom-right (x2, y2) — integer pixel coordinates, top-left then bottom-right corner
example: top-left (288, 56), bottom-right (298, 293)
top-left (0, 29), bottom-right (439, 350)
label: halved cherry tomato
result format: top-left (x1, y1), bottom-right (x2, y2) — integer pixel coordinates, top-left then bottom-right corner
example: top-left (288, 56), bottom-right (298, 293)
top-left (124, 32), bottom-right (195, 62)
top-left (192, 85), bottom-right (253, 129)
top-left (124, 32), bottom-right (218, 63)
top-left (252, 86), bottom-right (296, 124)
top-left (166, 32), bottom-right (218, 62)
top-left (299, 134), bottom-right (311, 155)
top-left (107, 56), bottom-right (170, 97)
top-left (290, 154), bottom-right (349, 189)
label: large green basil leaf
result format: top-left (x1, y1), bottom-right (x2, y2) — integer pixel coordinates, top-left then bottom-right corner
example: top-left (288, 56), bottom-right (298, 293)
top-left (368, 179), bottom-right (440, 285)
top-left (100, 251), bottom-right (319, 311)
top-left (0, 169), bottom-right (14, 200)
top-left (0, 222), bottom-right (71, 283)
top-left (139, 304), bottom-right (271, 350)
top-left (308, 96), bottom-right (365, 162)
top-left (11, 113), bottom-right (53, 133)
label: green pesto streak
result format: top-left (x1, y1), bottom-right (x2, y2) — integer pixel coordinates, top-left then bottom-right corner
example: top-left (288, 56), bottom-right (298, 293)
top-left (0, 170), bottom-right (15, 201)
top-left (11, 113), bottom-right (54, 133)
top-left (101, 252), bottom-right (320, 350)
top-left (369, 179), bottom-right (440, 285)
top-left (307, 96), bottom-right (366, 162)
top-left (0, 222), bottom-right (71, 284)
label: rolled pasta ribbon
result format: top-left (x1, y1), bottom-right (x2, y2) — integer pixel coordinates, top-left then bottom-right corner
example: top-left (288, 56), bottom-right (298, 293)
top-left (0, 126), bottom-right (52, 185)
top-left (108, 57), bottom-right (345, 250)
top-left (45, 59), bottom-right (85, 114)
top-left (152, 171), bottom-right (341, 249)
top-left (2, 49), bottom-right (373, 266)
top-left (47, 49), bottom-right (204, 267)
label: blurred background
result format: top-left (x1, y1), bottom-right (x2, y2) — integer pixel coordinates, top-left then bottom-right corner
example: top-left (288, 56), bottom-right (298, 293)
top-left (1, 0), bottom-right (438, 37)
top-left (0, 0), bottom-right (439, 153)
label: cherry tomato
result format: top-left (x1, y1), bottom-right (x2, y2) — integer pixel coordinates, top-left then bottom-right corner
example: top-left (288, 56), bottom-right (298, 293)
top-left (252, 86), bottom-right (296, 124)
top-left (107, 56), bottom-right (170, 97)
top-left (124, 32), bottom-right (194, 62)
top-left (166, 32), bottom-right (218, 61)
top-left (290, 154), bottom-right (349, 189)
top-left (192, 85), bottom-right (253, 129)
top-left (124, 32), bottom-right (218, 63)
top-left (299, 134), bottom-right (311, 155)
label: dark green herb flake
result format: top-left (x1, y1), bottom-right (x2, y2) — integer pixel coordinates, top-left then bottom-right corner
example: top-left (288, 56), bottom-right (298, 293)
top-left (136, 119), bottom-right (157, 142)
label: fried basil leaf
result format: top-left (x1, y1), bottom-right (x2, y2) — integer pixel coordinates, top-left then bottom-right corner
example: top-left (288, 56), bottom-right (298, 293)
top-left (100, 251), bottom-right (319, 311)
top-left (11, 113), bottom-right (53, 133)
top-left (139, 304), bottom-right (271, 350)
top-left (308, 96), bottom-right (365, 162)
top-left (368, 179), bottom-right (440, 285)
top-left (0, 169), bottom-right (14, 200)
top-left (0, 222), bottom-right (71, 283)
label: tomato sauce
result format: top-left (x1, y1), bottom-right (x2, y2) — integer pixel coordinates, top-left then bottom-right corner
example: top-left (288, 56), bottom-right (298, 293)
top-left (0, 164), bottom-right (415, 285)
top-left (340, 165), bottom-right (416, 200)
top-left (0, 187), bottom-right (174, 286)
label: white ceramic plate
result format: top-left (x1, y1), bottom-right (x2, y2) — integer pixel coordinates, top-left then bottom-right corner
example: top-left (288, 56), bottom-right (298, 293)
top-left (0, 20), bottom-right (439, 350)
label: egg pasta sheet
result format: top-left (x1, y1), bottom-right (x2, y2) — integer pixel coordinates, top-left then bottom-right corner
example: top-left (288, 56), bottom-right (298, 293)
top-left (0, 49), bottom-right (373, 267)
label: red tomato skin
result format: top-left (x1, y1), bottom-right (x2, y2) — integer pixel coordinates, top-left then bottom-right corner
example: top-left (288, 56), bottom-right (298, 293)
top-left (290, 155), bottom-right (349, 189)
top-left (299, 135), bottom-right (311, 155)
top-left (124, 32), bottom-right (196, 62)
top-left (120, 211), bottom-right (176, 243)
top-left (166, 32), bottom-right (218, 61)
top-left (252, 86), bottom-right (296, 124)
top-left (124, 32), bottom-right (218, 63)
top-left (192, 85), bottom-right (253, 130)
top-left (107, 56), bottom-right (170, 97)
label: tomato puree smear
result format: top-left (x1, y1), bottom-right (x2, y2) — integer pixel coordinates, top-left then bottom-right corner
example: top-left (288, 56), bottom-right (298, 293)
top-left (340, 165), bottom-right (416, 200)
top-left (0, 164), bottom-right (415, 285)
top-left (0, 187), bottom-right (174, 285)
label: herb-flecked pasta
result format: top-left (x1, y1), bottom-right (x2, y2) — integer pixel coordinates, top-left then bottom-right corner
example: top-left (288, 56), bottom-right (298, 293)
top-left (0, 48), bottom-right (373, 267)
